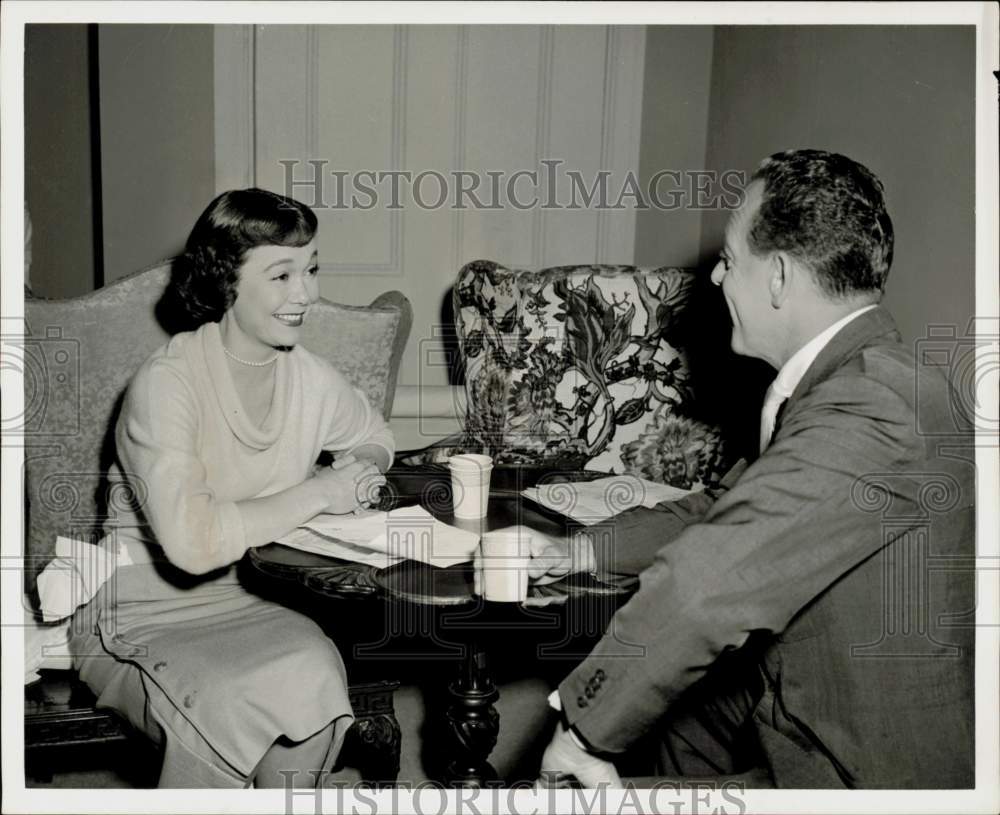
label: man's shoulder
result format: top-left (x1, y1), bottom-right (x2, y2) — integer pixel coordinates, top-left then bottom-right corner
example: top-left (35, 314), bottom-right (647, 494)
top-left (817, 339), bottom-right (915, 406)
top-left (818, 332), bottom-right (964, 439)
top-left (847, 339), bottom-right (916, 397)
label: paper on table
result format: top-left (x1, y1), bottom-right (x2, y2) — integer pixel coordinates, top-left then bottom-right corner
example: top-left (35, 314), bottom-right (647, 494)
top-left (522, 475), bottom-right (698, 525)
top-left (299, 509), bottom-right (392, 545)
top-left (282, 505), bottom-right (480, 568)
top-left (274, 527), bottom-right (404, 568)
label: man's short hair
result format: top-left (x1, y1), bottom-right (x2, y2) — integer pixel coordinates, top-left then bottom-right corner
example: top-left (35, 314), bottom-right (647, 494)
top-left (749, 149), bottom-right (894, 299)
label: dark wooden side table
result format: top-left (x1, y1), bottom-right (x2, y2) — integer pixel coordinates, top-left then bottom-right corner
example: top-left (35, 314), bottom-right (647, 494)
top-left (247, 464), bottom-right (635, 787)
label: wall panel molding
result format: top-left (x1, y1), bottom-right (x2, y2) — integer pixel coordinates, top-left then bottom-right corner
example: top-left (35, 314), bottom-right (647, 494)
top-left (532, 26), bottom-right (555, 268)
top-left (215, 24), bottom-right (646, 387)
top-left (600, 25), bottom-right (646, 263)
top-left (213, 25), bottom-right (255, 192)
top-left (450, 26), bottom-right (470, 274)
top-left (595, 26), bottom-right (616, 262)
top-left (316, 26), bottom-right (407, 277)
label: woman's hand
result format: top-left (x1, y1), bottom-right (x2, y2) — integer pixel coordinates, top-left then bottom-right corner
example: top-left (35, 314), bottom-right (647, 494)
top-left (311, 458), bottom-right (386, 515)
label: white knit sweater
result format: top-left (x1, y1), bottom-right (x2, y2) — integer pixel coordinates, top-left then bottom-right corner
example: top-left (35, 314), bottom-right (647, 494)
top-left (111, 320), bottom-right (394, 574)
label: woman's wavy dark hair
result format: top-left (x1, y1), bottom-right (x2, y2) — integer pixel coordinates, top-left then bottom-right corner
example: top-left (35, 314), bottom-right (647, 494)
top-left (162, 188), bottom-right (318, 331)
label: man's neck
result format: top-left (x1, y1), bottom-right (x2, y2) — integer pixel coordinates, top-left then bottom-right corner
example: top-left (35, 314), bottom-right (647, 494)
top-left (777, 296), bottom-right (878, 368)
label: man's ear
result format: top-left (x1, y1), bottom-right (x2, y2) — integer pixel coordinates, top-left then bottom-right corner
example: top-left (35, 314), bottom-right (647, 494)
top-left (769, 253), bottom-right (792, 308)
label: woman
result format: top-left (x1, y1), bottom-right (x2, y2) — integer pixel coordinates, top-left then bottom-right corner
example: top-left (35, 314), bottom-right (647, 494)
top-left (70, 188), bottom-right (393, 788)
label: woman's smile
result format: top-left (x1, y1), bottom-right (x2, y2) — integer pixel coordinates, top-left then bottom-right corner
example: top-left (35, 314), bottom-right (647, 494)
top-left (274, 311), bottom-right (305, 327)
top-left (222, 239), bottom-right (320, 360)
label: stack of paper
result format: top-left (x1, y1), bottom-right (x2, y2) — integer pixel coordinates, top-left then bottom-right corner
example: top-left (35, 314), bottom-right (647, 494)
top-left (276, 506), bottom-right (480, 568)
top-left (522, 475), bottom-right (696, 525)
top-left (273, 527), bottom-right (404, 568)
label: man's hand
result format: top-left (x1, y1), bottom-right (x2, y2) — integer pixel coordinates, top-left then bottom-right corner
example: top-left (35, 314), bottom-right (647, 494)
top-left (538, 721), bottom-right (622, 789)
top-left (472, 526), bottom-right (596, 596)
top-left (527, 528), bottom-right (597, 585)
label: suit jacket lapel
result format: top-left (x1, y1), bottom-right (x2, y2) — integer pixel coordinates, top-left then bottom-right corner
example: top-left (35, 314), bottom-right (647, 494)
top-left (776, 306), bottom-right (901, 434)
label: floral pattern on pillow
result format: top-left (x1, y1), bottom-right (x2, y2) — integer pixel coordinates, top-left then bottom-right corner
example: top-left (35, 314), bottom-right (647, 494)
top-left (406, 260), bottom-right (729, 491)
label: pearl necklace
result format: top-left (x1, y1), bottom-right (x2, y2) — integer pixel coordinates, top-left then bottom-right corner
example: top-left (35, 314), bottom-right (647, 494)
top-left (223, 345), bottom-right (279, 367)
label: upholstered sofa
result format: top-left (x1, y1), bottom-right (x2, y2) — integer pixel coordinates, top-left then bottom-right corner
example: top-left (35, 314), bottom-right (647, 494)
top-left (21, 261), bottom-right (411, 591)
top-left (20, 260), bottom-right (412, 784)
top-left (407, 260), bottom-right (732, 493)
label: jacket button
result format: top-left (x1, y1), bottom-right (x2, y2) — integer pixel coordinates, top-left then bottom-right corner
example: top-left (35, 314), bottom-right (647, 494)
top-left (585, 686), bottom-right (595, 699)
top-left (577, 696), bottom-right (588, 708)
top-left (595, 669), bottom-right (606, 681)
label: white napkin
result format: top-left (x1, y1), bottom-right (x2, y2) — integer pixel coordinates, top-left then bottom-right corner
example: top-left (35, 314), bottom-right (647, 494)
top-left (282, 505), bottom-right (480, 568)
top-left (522, 475), bottom-right (698, 525)
top-left (24, 610), bottom-right (74, 684)
top-left (35, 535), bottom-right (134, 623)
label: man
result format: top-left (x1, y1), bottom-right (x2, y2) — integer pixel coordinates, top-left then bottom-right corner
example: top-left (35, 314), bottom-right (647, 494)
top-left (535, 150), bottom-right (975, 788)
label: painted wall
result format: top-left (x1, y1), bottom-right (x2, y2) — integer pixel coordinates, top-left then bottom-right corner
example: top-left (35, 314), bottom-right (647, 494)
top-left (633, 26), bottom-right (715, 269)
top-left (241, 24), bottom-right (646, 395)
top-left (25, 23), bottom-right (977, 354)
top-left (24, 25), bottom-right (97, 298)
top-left (701, 25), bottom-right (976, 346)
top-left (98, 24), bottom-right (216, 283)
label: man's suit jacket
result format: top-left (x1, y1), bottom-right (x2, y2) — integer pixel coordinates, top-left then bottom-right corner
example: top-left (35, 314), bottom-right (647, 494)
top-left (561, 307), bottom-right (975, 788)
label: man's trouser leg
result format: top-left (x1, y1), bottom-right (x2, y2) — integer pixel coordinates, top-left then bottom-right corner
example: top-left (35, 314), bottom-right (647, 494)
top-left (627, 652), bottom-right (773, 788)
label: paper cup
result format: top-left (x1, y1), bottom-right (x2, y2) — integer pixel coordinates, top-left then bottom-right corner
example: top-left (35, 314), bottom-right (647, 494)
top-left (448, 454), bottom-right (493, 519)
top-left (478, 529), bottom-right (531, 602)
top-left (448, 453), bottom-right (493, 472)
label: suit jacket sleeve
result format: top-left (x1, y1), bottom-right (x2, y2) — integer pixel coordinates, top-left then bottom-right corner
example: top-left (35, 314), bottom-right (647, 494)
top-left (590, 459), bottom-right (748, 577)
top-left (560, 371), bottom-right (924, 753)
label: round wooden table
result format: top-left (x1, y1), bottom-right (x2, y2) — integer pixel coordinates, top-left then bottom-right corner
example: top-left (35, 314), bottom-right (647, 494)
top-left (248, 464), bottom-right (635, 786)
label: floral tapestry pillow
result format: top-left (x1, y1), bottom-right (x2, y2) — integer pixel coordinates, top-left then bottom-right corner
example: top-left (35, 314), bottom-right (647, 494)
top-left (416, 260), bottom-right (729, 491)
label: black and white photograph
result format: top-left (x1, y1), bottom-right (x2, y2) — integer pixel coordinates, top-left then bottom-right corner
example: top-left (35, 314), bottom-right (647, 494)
top-left (2, 2), bottom-right (998, 814)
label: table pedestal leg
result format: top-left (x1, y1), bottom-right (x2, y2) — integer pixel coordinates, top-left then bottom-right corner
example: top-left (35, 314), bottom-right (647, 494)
top-left (444, 639), bottom-right (500, 786)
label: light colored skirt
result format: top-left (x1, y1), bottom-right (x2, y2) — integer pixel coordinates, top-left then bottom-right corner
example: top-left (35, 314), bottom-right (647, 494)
top-left (69, 562), bottom-right (354, 787)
